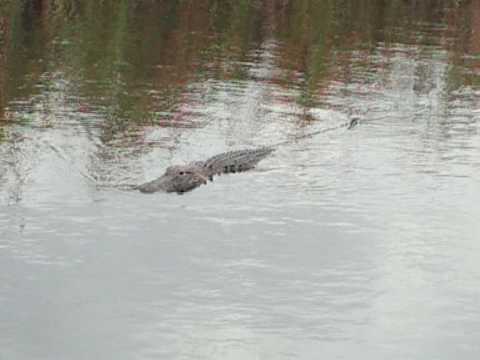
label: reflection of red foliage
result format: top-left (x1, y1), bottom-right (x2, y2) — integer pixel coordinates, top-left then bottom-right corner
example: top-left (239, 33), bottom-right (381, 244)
top-left (470, 1), bottom-right (480, 55)
top-left (78, 105), bottom-right (90, 113)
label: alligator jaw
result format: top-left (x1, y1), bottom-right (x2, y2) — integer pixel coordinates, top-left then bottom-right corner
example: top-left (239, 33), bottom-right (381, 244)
top-left (136, 174), bottom-right (173, 193)
top-left (137, 170), bottom-right (208, 194)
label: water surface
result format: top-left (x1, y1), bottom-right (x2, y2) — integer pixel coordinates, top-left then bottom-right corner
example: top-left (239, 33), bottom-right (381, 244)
top-left (1, 1), bottom-right (480, 359)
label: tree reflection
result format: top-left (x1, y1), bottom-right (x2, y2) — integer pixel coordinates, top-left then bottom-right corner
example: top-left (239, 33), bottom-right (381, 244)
top-left (0, 0), bottom-right (478, 144)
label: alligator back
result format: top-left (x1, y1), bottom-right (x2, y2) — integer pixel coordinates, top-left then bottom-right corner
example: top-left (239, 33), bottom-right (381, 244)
top-left (202, 146), bottom-right (274, 176)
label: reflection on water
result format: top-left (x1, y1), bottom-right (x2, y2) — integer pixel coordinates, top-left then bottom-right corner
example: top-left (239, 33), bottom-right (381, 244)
top-left (1, 1), bottom-right (480, 359)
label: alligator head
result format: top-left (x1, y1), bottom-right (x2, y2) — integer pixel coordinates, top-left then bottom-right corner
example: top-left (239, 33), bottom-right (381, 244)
top-left (136, 164), bottom-right (209, 194)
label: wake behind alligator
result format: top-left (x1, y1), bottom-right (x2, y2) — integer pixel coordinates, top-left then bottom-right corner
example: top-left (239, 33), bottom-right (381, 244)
top-left (136, 117), bottom-right (359, 194)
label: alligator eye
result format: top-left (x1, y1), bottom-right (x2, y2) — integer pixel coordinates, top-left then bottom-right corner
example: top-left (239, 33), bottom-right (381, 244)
top-left (179, 171), bottom-right (185, 175)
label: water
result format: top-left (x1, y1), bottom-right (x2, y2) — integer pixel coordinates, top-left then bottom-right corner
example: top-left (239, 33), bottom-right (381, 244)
top-left (1, 1), bottom-right (480, 359)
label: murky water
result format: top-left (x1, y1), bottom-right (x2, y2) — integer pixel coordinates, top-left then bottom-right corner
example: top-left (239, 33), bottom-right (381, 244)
top-left (1, 1), bottom-right (480, 359)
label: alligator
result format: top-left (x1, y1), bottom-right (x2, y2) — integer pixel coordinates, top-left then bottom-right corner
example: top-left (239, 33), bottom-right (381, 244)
top-left (137, 146), bottom-right (274, 194)
top-left (136, 117), bottom-right (359, 194)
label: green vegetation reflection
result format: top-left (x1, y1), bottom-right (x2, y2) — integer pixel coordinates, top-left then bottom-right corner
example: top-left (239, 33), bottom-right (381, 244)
top-left (1, 0), bottom-right (479, 143)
